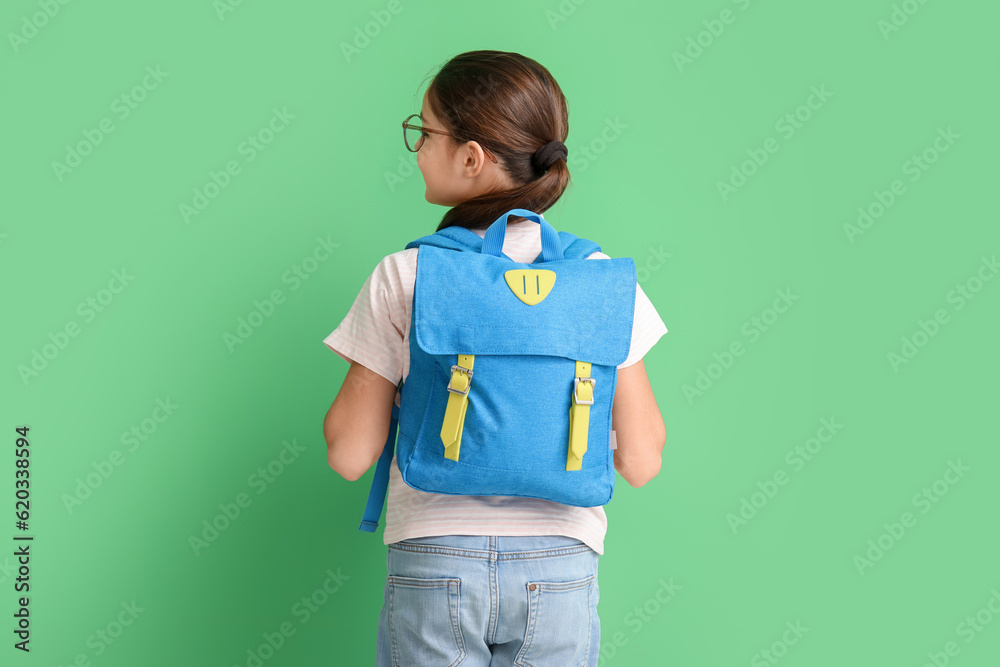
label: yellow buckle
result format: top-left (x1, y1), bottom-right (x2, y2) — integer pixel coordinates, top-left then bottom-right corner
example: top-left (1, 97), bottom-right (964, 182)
top-left (573, 377), bottom-right (596, 405)
top-left (447, 364), bottom-right (473, 396)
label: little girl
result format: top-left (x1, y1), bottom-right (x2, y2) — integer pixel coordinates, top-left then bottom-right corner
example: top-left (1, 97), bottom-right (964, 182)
top-left (323, 50), bottom-right (667, 666)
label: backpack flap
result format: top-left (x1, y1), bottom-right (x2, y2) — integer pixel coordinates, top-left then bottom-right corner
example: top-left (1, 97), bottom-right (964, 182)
top-left (396, 242), bottom-right (636, 507)
top-left (413, 245), bottom-right (634, 363)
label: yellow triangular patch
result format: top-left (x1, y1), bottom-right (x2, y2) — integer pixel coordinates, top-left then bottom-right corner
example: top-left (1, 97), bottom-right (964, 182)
top-left (504, 269), bottom-right (556, 305)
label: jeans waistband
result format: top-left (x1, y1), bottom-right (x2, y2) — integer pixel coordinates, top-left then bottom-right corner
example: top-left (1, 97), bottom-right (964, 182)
top-left (388, 535), bottom-right (595, 560)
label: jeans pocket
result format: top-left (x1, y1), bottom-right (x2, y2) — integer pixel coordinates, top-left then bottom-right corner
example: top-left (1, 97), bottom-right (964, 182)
top-left (387, 576), bottom-right (467, 667)
top-left (515, 575), bottom-right (595, 667)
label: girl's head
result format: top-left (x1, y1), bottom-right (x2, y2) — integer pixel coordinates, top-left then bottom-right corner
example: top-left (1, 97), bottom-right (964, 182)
top-left (413, 50), bottom-right (570, 231)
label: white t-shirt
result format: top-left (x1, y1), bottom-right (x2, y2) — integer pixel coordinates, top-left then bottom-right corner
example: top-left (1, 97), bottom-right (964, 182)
top-left (323, 219), bottom-right (668, 554)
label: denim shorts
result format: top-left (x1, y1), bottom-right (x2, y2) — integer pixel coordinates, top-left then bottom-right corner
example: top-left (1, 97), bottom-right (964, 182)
top-left (376, 535), bottom-right (601, 666)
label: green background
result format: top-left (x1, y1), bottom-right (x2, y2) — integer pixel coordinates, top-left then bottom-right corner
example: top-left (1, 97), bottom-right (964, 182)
top-left (3, 0), bottom-right (998, 664)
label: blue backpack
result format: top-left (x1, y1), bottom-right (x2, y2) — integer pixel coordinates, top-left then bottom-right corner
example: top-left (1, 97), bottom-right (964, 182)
top-left (359, 209), bottom-right (636, 532)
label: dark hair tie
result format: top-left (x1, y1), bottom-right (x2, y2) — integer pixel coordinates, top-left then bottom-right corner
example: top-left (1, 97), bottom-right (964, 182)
top-left (531, 140), bottom-right (568, 172)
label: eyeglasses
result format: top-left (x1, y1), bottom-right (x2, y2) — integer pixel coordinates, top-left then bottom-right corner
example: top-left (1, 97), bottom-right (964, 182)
top-left (402, 113), bottom-right (498, 163)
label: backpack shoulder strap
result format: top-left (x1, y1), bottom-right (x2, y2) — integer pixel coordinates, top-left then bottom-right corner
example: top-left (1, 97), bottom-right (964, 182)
top-left (404, 226), bottom-right (484, 253)
top-left (403, 226), bottom-right (603, 260)
top-left (555, 232), bottom-right (602, 261)
top-left (358, 381), bottom-right (402, 533)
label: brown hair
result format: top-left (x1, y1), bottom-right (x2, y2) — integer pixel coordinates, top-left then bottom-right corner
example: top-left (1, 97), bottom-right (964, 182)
top-left (420, 50), bottom-right (571, 232)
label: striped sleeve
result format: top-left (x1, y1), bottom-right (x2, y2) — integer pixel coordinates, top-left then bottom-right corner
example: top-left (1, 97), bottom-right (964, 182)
top-left (322, 257), bottom-right (406, 386)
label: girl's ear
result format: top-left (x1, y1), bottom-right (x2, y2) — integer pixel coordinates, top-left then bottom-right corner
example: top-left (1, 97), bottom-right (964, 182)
top-left (457, 141), bottom-right (489, 177)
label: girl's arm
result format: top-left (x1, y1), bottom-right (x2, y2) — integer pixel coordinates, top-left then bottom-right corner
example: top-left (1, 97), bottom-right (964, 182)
top-left (324, 361), bottom-right (397, 481)
top-left (612, 359), bottom-right (667, 487)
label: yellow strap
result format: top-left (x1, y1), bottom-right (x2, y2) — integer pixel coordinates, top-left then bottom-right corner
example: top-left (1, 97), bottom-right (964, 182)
top-left (441, 354), bottom-right (475, 461)
top-left (567, 361), bottom-right (593, 470)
